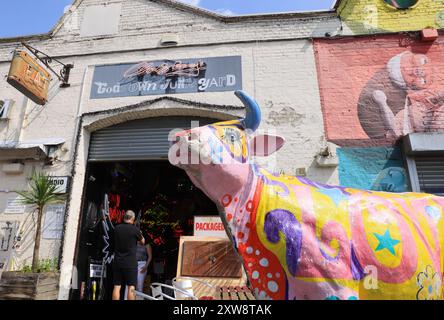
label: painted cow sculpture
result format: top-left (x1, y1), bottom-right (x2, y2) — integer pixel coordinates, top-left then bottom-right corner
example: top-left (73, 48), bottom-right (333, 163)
top-left (169, 91), bottom-right (444, 300)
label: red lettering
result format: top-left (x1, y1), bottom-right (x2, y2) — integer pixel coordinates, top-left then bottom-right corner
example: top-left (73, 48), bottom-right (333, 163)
top-left (195, 221), bottom-right (225, 233)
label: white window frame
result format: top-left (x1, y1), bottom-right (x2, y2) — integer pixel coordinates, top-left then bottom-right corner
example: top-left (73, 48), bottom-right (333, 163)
top-left (405, 156), bottom-right (420, 192)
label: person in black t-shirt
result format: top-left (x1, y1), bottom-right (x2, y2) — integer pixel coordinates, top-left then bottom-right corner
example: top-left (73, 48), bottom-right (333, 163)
top-left (112, 210), bottom-right (145, 300)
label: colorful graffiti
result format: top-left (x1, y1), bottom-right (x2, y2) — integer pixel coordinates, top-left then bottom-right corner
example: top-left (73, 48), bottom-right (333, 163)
top-left (338, 0), bottom-right (444, 34)
top-left (337, 147), bottom-right (409, 192)
top-left (170, 91), bottom-right (444, 300)
top-left (314, 34), bottom-right (444, 147)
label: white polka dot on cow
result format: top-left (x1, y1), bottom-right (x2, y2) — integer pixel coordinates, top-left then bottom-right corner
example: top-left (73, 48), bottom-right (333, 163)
top-left (246, 247), bottom-right (253, 254)
top-left (259, 258), bottom-right (269, 267)
top-left (255, 250), bottom-right (260, 255)
top-left (258, 291), bottom-right (268, 299)
top-left (248, 263), bottom-right (252, 267)
top-left (252, 271), bottom-right (259, 279)
top-left (267, 273), bottom-right (272, 278)
top-left (275, 273), bottom-right (280, 278)
top-left (268, 281), bottom-right (278, 293)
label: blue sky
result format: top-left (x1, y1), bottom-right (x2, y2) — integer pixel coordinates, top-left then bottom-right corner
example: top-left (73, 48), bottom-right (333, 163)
top-left (0, 0), bottom-right (335, 38)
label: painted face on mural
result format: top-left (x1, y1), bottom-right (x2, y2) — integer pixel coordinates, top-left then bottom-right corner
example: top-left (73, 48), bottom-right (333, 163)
top-left (388, 51), bottom-right (432, 91)
top-left (372, 167), bottom-right (408, 192)
top-left (400, 52), bottom-right (432, 90)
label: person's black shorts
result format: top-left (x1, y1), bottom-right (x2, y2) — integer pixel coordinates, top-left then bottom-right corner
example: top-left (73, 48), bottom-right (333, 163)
top-left (113, 263), bottom-right (137, 287)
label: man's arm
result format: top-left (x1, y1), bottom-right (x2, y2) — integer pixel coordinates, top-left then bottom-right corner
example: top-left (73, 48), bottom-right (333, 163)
top-left (146, 244), bottom-right (152, 266)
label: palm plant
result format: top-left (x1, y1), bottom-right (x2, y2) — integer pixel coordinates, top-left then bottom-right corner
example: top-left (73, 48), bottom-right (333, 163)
top-left (15, 172), bottom-right (66, 272)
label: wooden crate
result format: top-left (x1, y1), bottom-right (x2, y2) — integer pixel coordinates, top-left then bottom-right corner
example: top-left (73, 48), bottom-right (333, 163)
top-left (0, 272), bottom-right (59, 300)
top-left (176, 236), bottom-right (248, 299)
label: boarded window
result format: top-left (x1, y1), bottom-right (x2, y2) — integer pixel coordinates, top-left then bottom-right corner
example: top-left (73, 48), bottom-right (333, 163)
top-left (80, 4), bottom-right (121, 37)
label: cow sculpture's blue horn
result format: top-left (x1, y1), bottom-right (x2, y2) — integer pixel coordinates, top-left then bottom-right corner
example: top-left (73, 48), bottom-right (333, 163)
top-left (236, 90), bottom-right (262, 132)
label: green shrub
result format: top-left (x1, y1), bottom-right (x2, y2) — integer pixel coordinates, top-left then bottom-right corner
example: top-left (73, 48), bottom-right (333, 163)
top-left (21, 258), bottom-right (58, 273)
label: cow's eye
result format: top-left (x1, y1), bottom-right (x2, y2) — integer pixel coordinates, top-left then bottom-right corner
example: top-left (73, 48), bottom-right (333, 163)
top-left (223, 128), bottom-right (241, 144)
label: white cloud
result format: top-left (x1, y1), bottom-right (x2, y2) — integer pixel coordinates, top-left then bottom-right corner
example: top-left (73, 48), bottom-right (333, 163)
top-left (214, 8), bottom-right (235, 16)
top-left (179, 0), bottom-right (201, 6)
top-left (177, 1), bottom-right (236, 16)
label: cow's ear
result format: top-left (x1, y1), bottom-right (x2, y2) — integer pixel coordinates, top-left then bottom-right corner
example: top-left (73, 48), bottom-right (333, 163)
top-left (250, 135), bottom-right (285, 157)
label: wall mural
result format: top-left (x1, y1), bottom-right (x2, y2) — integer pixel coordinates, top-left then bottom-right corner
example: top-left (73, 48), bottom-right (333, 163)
top-left (338, 0), bottom-right (444, 34)
top-left (315, 34), bottom-right (444, 147)
top-left (337, 147), bottom-right (409, 192)
top-left (169, 91), bottom-right (444, 300)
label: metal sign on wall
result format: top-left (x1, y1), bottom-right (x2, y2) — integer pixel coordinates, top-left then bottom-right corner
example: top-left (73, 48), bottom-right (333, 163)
top-left (43, 204), bottom-right (66, 240)
top-left (7, 51), bottom-right (52, 105)
top-left (48, 176), bottom-right (71, 194)
top-left (0, 221), bottom-right (20, 276)
top-left (4, 197), bottom-right (26, 214)
top-left (90, 56), bottom-right (242, 99)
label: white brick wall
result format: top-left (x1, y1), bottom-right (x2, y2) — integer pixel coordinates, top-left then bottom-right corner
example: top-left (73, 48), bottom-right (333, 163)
top-left (0, 0), bottom-right (339, 299)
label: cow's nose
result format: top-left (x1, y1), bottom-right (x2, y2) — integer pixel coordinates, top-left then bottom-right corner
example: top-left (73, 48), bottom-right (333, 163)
top-left (176, 129), bottom-right (190, 137)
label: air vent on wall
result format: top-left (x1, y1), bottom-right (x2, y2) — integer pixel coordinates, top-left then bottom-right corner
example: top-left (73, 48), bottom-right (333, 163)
top-left (160, 33), bottom-right (179, 46)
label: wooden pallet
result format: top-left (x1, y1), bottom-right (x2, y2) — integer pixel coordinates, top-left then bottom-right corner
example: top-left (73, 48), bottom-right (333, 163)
top-left (215, 286), bottom-right (256, 300)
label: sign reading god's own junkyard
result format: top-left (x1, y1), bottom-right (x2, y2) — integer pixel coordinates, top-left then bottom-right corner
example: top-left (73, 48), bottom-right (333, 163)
top-left (90, 56), bottom-right (242, 99)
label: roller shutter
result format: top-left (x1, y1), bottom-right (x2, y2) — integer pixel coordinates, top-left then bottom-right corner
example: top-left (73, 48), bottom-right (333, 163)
top-left (88, 116), bottom-right (216, 162)
top-left (415, 157), bottom-right (444, 195)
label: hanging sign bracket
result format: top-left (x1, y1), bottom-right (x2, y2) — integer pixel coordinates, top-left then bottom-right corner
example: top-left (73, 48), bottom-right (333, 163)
top-left (21, 42), bottom-right (74, 88)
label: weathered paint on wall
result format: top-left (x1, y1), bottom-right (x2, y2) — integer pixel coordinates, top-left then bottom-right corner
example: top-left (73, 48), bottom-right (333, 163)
top-left (314, 33), bottom-right (444, 147)
top-left (338, 0), bottom-right (444, 35)
top-left (337, 147), bottom-right (409, 192)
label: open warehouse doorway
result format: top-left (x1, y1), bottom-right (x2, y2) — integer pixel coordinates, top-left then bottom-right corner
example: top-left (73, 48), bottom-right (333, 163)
top-left (71, 116), bottom-right (220, 300)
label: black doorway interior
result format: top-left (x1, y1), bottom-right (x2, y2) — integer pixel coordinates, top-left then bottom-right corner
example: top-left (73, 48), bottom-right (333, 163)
top-left (73, 161), bottom-right (217, 300)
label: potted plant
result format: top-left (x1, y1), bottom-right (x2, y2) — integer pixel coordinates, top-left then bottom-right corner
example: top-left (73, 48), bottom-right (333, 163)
top-left (0, 172), bottom-right (65, 300)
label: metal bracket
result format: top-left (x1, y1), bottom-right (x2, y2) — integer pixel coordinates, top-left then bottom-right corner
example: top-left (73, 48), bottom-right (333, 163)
top-left (21, 42), bottom-right (74, 88)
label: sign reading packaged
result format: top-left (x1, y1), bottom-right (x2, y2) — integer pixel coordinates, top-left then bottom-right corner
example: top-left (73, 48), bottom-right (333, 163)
top-left (48, 176), bottom-right (70, 194)
top-left (193, 216), bottom-right (227, 238)
top-left (7, 51), bottom-right (52, 105)
top-left (90, 56), bottom-right (242, 99)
